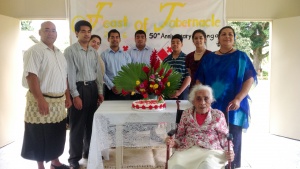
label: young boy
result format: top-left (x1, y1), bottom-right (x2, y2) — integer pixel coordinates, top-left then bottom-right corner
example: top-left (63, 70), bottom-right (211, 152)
top-left (163, 34), bottom-right (191, 100)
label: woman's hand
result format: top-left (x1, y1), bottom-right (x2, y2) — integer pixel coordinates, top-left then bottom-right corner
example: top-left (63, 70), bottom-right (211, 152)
top-left (165, 137), bottom-right (177, 148)
top-left (225, 150), bottom-right (235, 162)
top-left (228, 98), bottom-right (241, 111)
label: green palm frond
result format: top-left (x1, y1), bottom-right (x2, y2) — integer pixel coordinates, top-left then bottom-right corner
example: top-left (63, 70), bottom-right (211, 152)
top-left (114, 63), bottom-right (147, 92)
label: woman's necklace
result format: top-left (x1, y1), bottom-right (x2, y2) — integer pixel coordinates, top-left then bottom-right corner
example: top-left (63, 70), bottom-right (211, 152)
top-left (219, 48), bottom-right (233, 54)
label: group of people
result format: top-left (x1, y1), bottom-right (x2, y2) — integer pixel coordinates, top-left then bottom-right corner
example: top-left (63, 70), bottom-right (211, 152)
top-left (21, 19), bottom-right (257, 169)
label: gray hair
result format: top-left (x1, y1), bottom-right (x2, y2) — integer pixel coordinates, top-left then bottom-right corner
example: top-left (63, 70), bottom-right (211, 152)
top-left (188, 84), bottom-right (215, 103)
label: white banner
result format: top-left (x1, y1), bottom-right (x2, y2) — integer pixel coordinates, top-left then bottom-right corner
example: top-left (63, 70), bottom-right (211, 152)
top-left (69, 0), bottom-right (226, 55)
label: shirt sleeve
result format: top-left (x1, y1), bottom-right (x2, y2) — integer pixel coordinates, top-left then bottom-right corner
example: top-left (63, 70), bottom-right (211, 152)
top-left (64, 47), bottom-right (79, 97)
top-left (23, 49), bottom-right (41, 76)
top-left (95, 52), bottom-right (103, 95)
top-left (174, 110), bottom-right (188, 147)
top-left (101, 52), bottom-right (114, 89)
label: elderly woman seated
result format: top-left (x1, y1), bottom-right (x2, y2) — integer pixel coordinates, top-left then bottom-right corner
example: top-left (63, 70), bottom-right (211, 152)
top-left (166, 84), bottom-right (234, 169)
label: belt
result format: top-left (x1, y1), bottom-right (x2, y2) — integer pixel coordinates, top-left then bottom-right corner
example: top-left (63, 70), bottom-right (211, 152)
top-left (43, 94), bottom-right (64, 98)
top-left (29, 90), bottom-right (64, 99)
top-left (76, 80), bottom-right (96, 86)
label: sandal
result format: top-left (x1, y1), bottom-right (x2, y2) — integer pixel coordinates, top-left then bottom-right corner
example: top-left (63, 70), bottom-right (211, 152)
top-left (51, 164), bottom-right (70, 169)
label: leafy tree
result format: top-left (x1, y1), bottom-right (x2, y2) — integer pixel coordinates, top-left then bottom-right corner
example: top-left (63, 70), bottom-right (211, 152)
top-left (229, 22), bottom-right (269, 75)
top-left (21, 20), bottom-right (34, 31)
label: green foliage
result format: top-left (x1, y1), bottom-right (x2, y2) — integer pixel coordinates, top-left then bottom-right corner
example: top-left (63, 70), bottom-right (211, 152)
top-left (114, 63), bottom-right (148, 91)
top-left (228, 21), bottom-right (270, 72)
top-left (21, 20), bottom-right (34, 31)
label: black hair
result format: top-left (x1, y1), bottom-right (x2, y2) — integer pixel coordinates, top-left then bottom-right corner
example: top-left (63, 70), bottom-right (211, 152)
top-left (135, 30), bottom-right (146, 38)
top-left (108, 29), bottom-right (120, 39)
top-left (217, 26), bottom-right (236, 46)
top-left (218, 26), bottom-right (236, 38)
top-left (74, 20), bottom-right (92, 32)
top-left (90, 34), bottom-right (101, 44)
top-left (172, 34), bottom-right (183, 42)
top-left (192, 29), bottom-right (207, 40)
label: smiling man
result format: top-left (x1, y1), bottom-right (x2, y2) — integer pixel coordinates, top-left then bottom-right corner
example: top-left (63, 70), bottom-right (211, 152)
top-left (101, 29), bottom-right (132, 100)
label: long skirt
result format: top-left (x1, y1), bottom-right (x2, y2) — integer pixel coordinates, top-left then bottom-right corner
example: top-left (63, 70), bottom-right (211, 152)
top-left (21, 118), bottom-right (67, 162)
top-left (168, 146), bottom-right (227, 169)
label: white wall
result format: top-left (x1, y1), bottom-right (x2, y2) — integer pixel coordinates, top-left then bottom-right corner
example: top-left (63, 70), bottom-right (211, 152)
top-left (270, 16), bottom-right (300, 140)
top-left (0, 14), bottom-right (22, 147)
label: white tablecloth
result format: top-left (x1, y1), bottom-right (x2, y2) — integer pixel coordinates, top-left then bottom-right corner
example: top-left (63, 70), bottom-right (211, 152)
top-left (87, 100), bottom-right (192, 169)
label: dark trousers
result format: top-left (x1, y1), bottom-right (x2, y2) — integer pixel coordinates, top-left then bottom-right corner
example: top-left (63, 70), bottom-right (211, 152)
top-left (68, 82), bottom-right (98, 166)
top-left (104, 84), bottom-right (130, 100)
top-left (229, 124), bottom-right (242, 168)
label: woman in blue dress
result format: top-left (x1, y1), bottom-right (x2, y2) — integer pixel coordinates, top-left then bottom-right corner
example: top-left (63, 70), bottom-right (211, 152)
top-left (195, 26), bottom-right (257, 168)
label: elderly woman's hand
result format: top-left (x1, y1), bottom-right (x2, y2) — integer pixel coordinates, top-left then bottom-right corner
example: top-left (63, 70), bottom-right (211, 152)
top-left (225, 150), bottom-right (235, 162)
top-left (165, 137), bottom-right (177, 148)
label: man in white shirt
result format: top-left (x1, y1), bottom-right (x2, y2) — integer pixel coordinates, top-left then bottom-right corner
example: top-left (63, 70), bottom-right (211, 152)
top-left (21, 21), bottom-right (71, 169)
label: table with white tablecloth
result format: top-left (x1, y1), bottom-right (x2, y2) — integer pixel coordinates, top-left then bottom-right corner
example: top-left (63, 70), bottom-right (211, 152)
top-left (87, 100), bottom-right (192, 169)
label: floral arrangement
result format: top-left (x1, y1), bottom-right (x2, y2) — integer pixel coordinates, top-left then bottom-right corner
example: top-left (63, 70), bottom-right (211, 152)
top-left (113, 50), bottom-right (181, 101)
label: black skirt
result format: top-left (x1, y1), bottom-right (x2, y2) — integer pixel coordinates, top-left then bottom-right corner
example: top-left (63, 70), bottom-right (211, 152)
top-left (21, 118), bottom-right (67, 162)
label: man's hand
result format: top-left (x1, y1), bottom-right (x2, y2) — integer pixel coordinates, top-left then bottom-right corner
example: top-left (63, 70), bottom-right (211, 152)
top-left (37, 98), bottom-right (49, 115)
top-left (73, 96), bottom-right (83, 110)
top-left (65, 97), bottom-right (72, 108)
top-left (112, 86), bottom-right (119, 94)
top-left (97, 94), bottom-right (104, 106)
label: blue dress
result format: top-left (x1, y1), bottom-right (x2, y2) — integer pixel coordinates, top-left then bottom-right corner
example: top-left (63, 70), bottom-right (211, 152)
top-left (195, 50), bottom-right (257, 129)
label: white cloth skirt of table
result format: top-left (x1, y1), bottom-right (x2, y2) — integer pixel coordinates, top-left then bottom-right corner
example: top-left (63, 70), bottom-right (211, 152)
top-left (87, 100), bottom-right (192, 169)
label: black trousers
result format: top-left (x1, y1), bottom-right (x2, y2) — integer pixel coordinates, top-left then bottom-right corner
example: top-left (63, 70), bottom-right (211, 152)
top-left (68, 82), bottom-right (98, 166)
top-left (104, 84), bottom-right (130, 100)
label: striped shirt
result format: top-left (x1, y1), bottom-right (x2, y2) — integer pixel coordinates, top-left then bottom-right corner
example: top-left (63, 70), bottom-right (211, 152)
top-left (22, 42), bottom-right (67, 93)
top-left (163, 51), bottom-right (190, 83)
top-left (127, 45), bottom-right (153, 65)
top-left (64, 42), bottom-right (103, 97)
top-left (101, 48), bottom-right (132, 89)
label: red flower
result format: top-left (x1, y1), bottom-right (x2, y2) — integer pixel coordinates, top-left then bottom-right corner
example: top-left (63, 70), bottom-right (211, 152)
top-left (143, 93), bottom-right (148, 99)
top-left (161, 77), bottom-right (168, 84)
top-left (142, 66), bottom-right (150, 74)
top-left (150, 50), bottom-right (158, 68)
top-left (165, 69), bottom-right (172, 78)
top-left (158, 68), bottom-right (164, 76)
top-left (121, 89), bottom-right (129, 96)
top-left (153, 59), bottom-right (160, 72)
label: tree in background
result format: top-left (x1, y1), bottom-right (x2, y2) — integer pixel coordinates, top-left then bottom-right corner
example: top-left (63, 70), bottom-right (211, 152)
top-left (229, 22), bottom-right (269, 76)
top-left (21, 20), bottom-right (34, 31)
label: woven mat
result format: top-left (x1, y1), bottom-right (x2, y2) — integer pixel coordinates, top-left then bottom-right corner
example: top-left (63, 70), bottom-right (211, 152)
top-left (103, 147), bottom-right (167, 169)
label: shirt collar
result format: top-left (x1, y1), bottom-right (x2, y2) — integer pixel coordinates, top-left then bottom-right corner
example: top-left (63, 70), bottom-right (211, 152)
top-left (133, 45), bottom-right (150, 51)
top-left (40, 41), bottom-right (60, 52)
top-left (75, 41), bottom-right (93, 52)
top-left (108, 47), bottom-right (122, 53)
